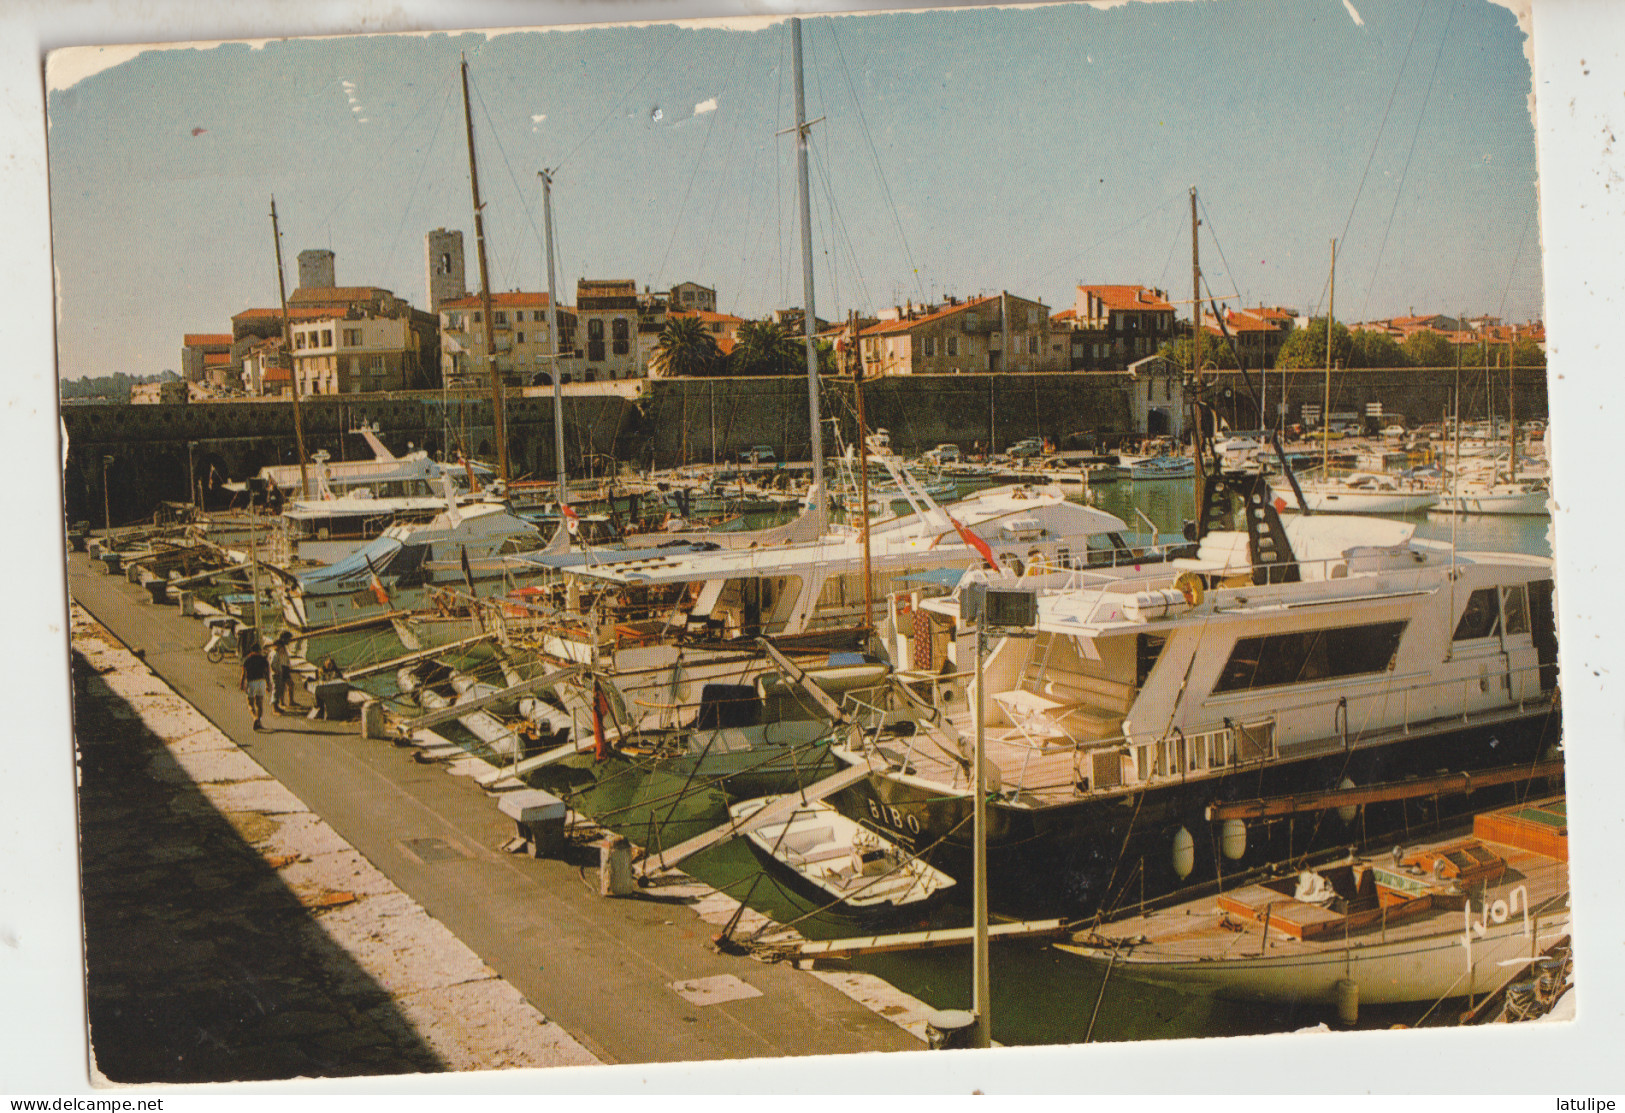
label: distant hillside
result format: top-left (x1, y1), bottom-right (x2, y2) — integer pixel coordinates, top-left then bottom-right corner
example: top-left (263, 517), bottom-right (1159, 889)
top-left (60, 370), bottom-right (179, 404)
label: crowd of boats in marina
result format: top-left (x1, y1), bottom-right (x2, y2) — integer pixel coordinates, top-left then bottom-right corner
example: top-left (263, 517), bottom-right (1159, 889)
top-left (68, 403), bottom-right (1569, 1033)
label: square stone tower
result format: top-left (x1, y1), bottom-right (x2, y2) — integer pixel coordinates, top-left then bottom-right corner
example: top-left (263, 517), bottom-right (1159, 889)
top-left (425, 228), bottom-right (467, 312)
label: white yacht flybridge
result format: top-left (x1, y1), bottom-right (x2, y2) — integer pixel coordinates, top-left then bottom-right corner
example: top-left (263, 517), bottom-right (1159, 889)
top-left (478, 460), bottom-right (1179, 733)
top-left (825, 473), bottom-right (1559, 915)
top-left (268, 426), bottom-right (451, 540)
top-left (279, 473), bottom-right (542, 630)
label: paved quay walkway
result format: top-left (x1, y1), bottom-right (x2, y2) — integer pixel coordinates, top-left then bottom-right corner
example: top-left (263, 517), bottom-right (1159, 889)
top-left (73, 607), bottom-right (598, 1082)
top-left (68, 551), bottom-right (926, 1077)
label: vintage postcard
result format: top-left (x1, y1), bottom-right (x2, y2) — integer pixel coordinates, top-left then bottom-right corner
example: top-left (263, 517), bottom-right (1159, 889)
top-left (16, 0), bottom-right (1620, 1095)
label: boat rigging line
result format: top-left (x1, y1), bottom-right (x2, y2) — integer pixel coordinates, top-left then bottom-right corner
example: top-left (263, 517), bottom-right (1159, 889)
top-left (314, 68), bottom-right (459, 251)
top-left (824, 19), bottom-right (927, 306)
top-left (652, 34), bottom-right (742, 288)
top-left (1355, 0), bottom-right (1461, 324)
top-left (1323, 0), bottom-right (1431, 319)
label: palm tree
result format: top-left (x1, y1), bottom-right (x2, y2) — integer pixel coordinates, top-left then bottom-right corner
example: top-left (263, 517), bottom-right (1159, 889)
top-left (729, 320), bottom-right (803, 375)
top-left (652, 315), bottom-right (723, 378)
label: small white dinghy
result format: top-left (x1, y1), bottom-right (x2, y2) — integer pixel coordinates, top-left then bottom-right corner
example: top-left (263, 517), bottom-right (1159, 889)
top-left (729, 796), bottom-right (956, 910)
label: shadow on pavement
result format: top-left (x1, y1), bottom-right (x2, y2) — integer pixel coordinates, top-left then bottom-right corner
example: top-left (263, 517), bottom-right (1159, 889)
top-left (73, 650), bottom-right (446, 1084)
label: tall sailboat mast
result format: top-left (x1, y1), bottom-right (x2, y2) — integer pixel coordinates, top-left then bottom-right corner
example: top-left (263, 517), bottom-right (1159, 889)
top-left (790, 17), bottom-right (825, 516)
top-left (1189, 186), bottom-right (1206, 523)
top-left (269, 197), bottom-right (310, 497)
top-left (461, 55), bottom-right (508, 483)
top-left (540, 169), bottom-right (568, 511)
top-left (1321, 238), bottom-right (1336, 474)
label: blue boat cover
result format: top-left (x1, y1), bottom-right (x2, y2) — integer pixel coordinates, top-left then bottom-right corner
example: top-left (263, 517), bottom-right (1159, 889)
top-left (295, 535), bottom-right (403, 588)
top-left (895, 567), bottom-right (969, 589)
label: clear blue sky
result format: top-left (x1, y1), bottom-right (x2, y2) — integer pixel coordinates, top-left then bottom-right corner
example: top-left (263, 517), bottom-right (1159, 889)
top-left (46, 0), bottom-right (1542, 380)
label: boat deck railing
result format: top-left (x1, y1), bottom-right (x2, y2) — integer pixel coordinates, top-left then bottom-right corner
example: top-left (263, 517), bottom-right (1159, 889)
top-left (870, 659), bottom-right (1557, 808)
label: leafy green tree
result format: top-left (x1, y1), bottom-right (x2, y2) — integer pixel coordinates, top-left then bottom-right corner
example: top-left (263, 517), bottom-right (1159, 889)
top-left (729, 320), bottom-right (803, 376)
top-left (1158, 335), bottom-right (1239, 369)
top-left (1347, 328), bottom-right (1409, 368)
top-left (1509, 338), bottom-right (1546, 368)
top-left (651, 316), bottom-right (723, 378)
top-left (1400, 329), bottom-right (1456, 368)
top-left (1274, 318), bottom-right (1351, 370)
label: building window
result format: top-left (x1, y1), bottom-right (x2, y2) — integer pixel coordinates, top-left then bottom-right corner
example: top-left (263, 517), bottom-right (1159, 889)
top-left (1027, 309), bottom-right (1039, 326)
top-left (343, 328), bottom-right (361, 346)
top-left (494, 311), bottom-right (507, 326)
top-left (321, 329), bottom-right (333, 347)
top-left (923, 337), bottom-right (935, 357)
top-left (447, 313), bottom-right (462, 330)
top-left (947, 336), bottom-right (958, 357)
top-left (1029, 336), bottom-right (1039, 355)
top-left (295, 332), bottom-right (306, 350)
top-left (517, 332), bottom-right (525, 344)
top-left (473, 312), bottom-right (482, 324)
top-left (588, 319), bottom-right (604, 341)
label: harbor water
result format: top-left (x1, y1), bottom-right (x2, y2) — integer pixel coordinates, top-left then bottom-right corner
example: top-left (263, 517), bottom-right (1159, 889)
top-left (274, 472), bottom-right (1558, 1046)
top-left (535, 476), bottom-right (1556, 1044)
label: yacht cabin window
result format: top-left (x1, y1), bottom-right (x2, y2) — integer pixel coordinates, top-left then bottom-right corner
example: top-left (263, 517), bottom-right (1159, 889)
top-left (1453, 588), bottom-right (1502, 641)
top-left (1501, 584), bottom-right (1530, 636)
top-left (1214, 621), bottom-right (1407, 693)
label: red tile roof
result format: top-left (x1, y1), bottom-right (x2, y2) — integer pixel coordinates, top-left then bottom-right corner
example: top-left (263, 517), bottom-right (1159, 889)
top-left (439, 291), bottom-right (555, 311)
top-left (288, 286), bottom-right (392, 304)
top-left (1050, 308), bottom-right (1077, 323)
top-left (860, 295), bottom-right (998, 336)
top-left (1078, 285), bottom-right (1175, 312)
top-left (576, 279), bottom-right (636, 297)
top-left (1244, 307), bottom-right (1296, 323)
top-left (183, 333), bottom-right (233, 347)
top-left (264, 366), bottom-right (292, 382)
top-left (233, 306), bottom-right (332, 322)
top-left (669, 309), bottom-right (745, 326)
top-left (1219, 311), bottom-right (1280, 333)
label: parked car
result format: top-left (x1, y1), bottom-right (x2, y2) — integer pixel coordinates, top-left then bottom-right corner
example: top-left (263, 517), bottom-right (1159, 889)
top-left (924, 443), bottom-right (960, 465)
top-left (1008, 438), bottom-right (1044, 460)
top-left (744, 445), bottom-right (776, 464)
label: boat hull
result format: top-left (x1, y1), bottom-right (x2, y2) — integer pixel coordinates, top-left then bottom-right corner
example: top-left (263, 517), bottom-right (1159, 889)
top-left (831, 711), bottom-right (1559, 918)
top-left (1270, 484), bottom-right (1438, 514)
top-left (1431, 489), bottom-right (1550, 516)
top-left (1060, 905), bottom-right (1571, 1006)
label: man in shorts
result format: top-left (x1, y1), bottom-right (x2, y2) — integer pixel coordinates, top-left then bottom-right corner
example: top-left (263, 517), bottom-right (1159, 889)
top-left (241, 639), bottom-right (270, 730)
top-left (269, 631), bottom-right (295, 713)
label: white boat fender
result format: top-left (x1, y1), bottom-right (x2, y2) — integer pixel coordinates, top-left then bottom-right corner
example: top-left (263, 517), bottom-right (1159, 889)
top-left (1171, 826), bottom-right (1195, 880)
top-left (1337, 776), bottom-right (1358, 824)
top-left (1124, 587), bottom-right (1192, 623)
top-left (1221, 818), bottom-right (1247, 861)
top-left (1334, 978), bottom-right (1359, 1027)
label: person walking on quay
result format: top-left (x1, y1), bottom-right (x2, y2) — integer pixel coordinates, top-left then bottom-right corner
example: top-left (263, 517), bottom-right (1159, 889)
top-left (241, 639), bottom-right (270, 730)
top-left (269, 631), bottom-right (295, 713)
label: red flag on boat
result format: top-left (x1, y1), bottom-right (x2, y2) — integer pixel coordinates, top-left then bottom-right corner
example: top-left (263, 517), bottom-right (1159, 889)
top-left (363, 553), bottom-right (391, 607)
top-left (562, 504), bottom-right (580, 536)
top-left (947, 514), bottom-right (1000, 571)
